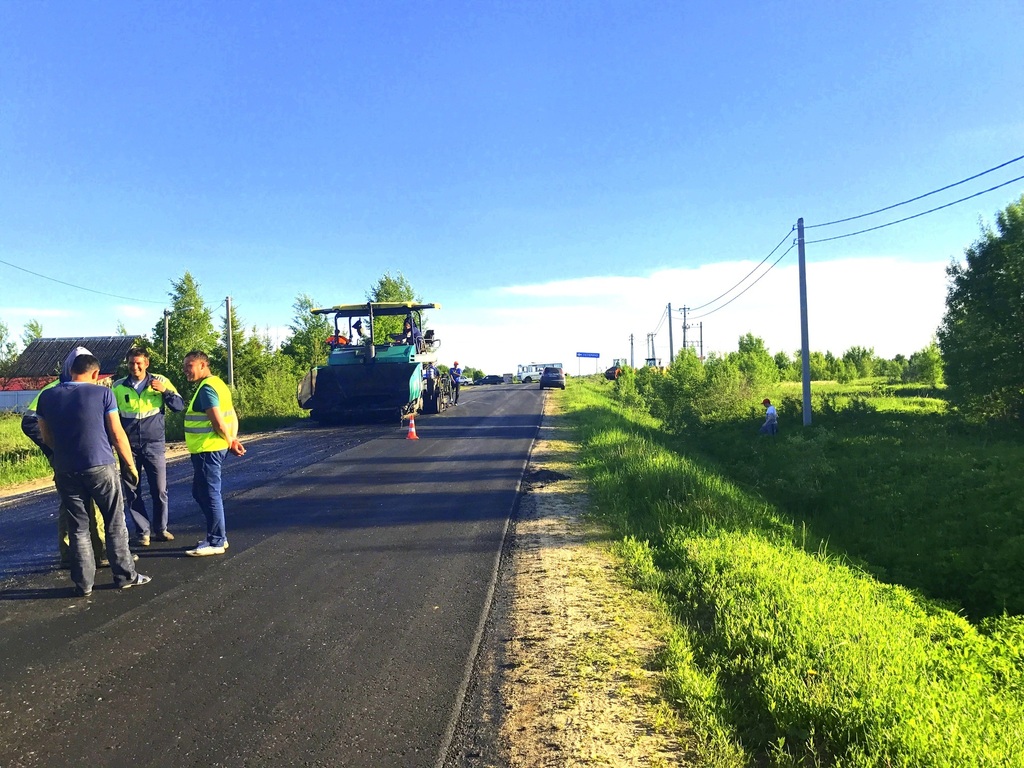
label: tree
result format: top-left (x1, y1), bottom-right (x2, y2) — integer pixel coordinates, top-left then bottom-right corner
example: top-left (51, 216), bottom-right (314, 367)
top-left (280, 293), bottom-right (332, 371)
top-left (0, 320), bottom-right (19, 381)
top-left (367, 271), bottom-right (420, 342)
top-left (151, 272), bottom-right (219, 380)
top-left (938, 194), bottom-right (1024, 419)
top-left (21, 319), bottom-right (43, 347)
top-left (731, 333), bottom-right (780, 393)
top-left (904, 340), bottom-right (943, 387)
top-left (842, 346), bottom-right (877, 379)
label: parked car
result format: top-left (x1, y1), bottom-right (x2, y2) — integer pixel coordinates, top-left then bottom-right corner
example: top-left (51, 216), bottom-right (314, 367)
top-left (457, 376), bottom-right (472, 385)
top-left (476, 374), bottom-right (504, 385)
top-left (539, 366), bottom-right (566, 390)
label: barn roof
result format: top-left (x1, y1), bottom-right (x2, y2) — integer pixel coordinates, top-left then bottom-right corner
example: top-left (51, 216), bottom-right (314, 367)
top-left (8, 336), bottom-right (141, 379)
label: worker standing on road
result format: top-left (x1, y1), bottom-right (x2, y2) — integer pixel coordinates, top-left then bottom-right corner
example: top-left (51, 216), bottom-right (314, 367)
top-left (35, 353), bottom-right (151, 596)
top-left (21, 346), bottom-right (107, 567)
top-left (113, 347), bottom-right (185, 547)
top-left (182, 350), bottom-right (245, 557)
top-left (450, 361), bottom-right (462, 405)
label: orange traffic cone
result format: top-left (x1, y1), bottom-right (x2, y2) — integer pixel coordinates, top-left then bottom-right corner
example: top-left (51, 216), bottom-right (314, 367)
top-left (406, 416), bottom-right (420, 440)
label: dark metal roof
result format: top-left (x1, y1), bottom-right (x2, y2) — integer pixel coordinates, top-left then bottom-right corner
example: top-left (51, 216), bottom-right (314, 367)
top-left (9, 336), bottom-right (141, 379)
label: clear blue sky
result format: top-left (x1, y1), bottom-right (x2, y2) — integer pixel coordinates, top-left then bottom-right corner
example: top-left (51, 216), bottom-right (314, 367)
top-left (2, 1), bottom-right (1023, 375)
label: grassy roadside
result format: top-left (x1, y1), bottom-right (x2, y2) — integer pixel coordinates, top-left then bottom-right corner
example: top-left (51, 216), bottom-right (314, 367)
top-left (561, 378), bottom-right (1024, 767)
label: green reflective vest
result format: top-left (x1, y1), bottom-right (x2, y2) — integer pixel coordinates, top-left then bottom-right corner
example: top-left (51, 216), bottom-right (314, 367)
top-left (185, 376), bottom-right (237, 454)
top-left (112, 375), bottom-right (178, 421)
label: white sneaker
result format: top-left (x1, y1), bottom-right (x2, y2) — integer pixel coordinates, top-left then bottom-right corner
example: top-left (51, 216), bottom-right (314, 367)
top-left (187, 543), bottom-right (226, 557)
top-left (120, 573), bottom-right (152, 589)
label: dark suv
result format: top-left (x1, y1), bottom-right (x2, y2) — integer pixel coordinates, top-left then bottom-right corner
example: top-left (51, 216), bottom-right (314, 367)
top-left (539, 366), bottom-right (565, 390)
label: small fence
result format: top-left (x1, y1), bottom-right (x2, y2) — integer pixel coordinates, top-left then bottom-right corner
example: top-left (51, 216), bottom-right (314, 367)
top-left (0, 390), bottom-right (40, 413)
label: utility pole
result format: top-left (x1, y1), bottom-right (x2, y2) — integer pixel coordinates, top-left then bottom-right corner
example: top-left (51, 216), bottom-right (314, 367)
top-left (699, 322), bottom-right (703, 360)
top-left (629, 333), bottom-right (634, 368)
top-left (798, 219), bottom-right (811, 426)
top-left (667, 303), bottom-right (674, 363)
top-left (225, 296), bottom-right (235, 387)
top-left (162, 309), bottom-right (170, 363)
top-left (681, 306), bottom-right (689, 353)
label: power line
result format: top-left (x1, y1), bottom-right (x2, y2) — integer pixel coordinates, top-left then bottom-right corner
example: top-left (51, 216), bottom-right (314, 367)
top-left (687, 228), bottom-right (794, 312)
top-left (0, 256), bottom-right (166, 305)
top-left (689, 242), bottom-right (796, 321)
top-left (806, 153), bottom-right (1024, 229)
top-left (805, 173), bottom-right (1024, 245)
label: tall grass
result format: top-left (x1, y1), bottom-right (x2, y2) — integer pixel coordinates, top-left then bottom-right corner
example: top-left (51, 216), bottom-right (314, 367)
top-left (564, 377), bottom-right (1024, 766)
top-left (0, 413), bottom-right (52, 487)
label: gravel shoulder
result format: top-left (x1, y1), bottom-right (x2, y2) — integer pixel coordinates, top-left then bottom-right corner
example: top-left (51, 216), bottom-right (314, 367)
top-left (449, 395), bottom-right (700, 767)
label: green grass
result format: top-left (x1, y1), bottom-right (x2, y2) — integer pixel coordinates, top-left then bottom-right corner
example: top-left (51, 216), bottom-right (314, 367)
top-left (560, 377), bottom-right (1024, 766)
top-left (0, 413), bottom-right (52, 487)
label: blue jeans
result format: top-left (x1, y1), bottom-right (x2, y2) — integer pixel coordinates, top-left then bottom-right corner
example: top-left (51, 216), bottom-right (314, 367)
top-left (124, 441), bottom-right (170, 536)
top-left (191, 449), bottom-right (228, 546)
top-left (54, 463), bottom-right (137, 592)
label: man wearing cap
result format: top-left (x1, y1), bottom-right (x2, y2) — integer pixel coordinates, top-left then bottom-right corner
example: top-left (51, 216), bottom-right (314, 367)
top-left (21, 346), bottom-right (107, 567)
top-left (759, 398), bottom-right (778, 436)
top-left (450, 361), bottom-right (463, 405)
top-left (36, 353), bottom-right (151, 596)
top-left (182, 350), bottom-right (245, 557)
top-left (113, 347), bottom-right (185, 547)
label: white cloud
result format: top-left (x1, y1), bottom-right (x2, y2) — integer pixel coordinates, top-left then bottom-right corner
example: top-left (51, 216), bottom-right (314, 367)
top-left (439, 257), bottom-right (949, 376)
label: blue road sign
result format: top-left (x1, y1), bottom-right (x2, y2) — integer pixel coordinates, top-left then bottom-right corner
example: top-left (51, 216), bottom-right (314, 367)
top-left (576, 352), bottom-right (600, 358)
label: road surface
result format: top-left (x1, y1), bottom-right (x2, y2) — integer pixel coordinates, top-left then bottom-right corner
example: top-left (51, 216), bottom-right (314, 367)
top-left (0, 383), bottom-right (542, 768)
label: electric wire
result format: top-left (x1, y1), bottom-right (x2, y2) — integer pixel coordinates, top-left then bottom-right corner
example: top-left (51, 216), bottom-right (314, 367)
top-left (689, 242), bottom-right (796, 321)
top-left (805, 173), bottom-right (1024, 245)
top-left (686, 228), bottom-right (794, 313)
top-left (805, 153), bottom-right (1024, 229)
top-left (0, 257), bottom-right (165, 305)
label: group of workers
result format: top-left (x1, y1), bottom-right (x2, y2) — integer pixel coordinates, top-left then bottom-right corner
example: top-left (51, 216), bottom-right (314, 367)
top-left (422, 360), bottom-right (463, 406)
top-left (21, 346), bottom-right (244, 597)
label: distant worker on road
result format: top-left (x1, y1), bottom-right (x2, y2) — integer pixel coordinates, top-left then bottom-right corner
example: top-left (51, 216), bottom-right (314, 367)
top-left (182, 350), bottom-right (246, 557)
top-left (759, 398), bottom-right (778, 437)
top-left (450, 361), bottom-right (462, 405)
top-left (113, 347), bottom-right (185, 547)
top-left (21, 346), bottom-right (107, 568)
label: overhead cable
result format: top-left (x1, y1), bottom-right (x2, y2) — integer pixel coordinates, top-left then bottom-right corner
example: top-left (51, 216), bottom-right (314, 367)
top-left (0, 257), bottom-right (165, 305)
top-left (805, 174), bottom-right (1024, 245)
top-left (806, 153), bottom-right (1024, 229)
top-left (689, 243), bottom-right (796, 321)
top-left (688, 228), bottom-right (794, 312)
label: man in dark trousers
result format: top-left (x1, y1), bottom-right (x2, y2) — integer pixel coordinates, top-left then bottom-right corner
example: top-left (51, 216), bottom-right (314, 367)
top-left (21, 346), bottom-right (107, 567)
top-left (37, 353), bottom-right (151, 597)
top-left (450, 360), bottom-right (462, 405)
top-left (113, 347), bottom-right (185, 546)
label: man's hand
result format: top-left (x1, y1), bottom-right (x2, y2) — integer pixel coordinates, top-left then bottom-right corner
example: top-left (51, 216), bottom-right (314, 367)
top-left (229, 438), bottom-right (246, 457)
top-left (122, 463), bottom-right (140, 486)
top-left (149, 377), bottom-right (166, 393)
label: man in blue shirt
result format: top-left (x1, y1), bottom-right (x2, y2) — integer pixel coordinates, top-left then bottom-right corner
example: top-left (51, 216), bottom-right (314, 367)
top-left (37, 354), bottom-right (152, 597)
top-left (450, 361), bottom-right (463, 405)
top-left (21, 346), bottom-right (107, 567)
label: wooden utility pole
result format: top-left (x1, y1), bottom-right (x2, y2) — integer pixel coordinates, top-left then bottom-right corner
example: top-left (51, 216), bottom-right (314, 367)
top-left (667, 303), bottom-right (674, 363)
top-left (798, 219), bottom-right (811, 426)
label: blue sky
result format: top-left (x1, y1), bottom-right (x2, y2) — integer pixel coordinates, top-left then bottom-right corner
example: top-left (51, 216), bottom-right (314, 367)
top-left (2, 1), bottom-right (1023, 376)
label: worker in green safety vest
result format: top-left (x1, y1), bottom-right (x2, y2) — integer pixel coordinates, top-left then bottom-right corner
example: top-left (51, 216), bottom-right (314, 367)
top-left (181, 350), bottom-right (246, 557)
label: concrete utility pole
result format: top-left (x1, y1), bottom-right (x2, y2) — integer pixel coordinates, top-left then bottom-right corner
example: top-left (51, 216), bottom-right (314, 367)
top-left (798, 219), bottom-right (811, 426)
top-left (698, 322), bottom-right (703, 360)
top-left (667, 303), bottom-right (674, 363)
top-left (681, 306), bottom-right (689, 353)
top-left (225, 296), bottom-right (235, 387)
top-left (629, 333), bottom-right (634, 368)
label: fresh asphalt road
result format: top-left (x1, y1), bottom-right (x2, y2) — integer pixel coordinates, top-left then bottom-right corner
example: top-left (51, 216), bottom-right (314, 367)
top-left (0, 383), bottom-right (542, 768)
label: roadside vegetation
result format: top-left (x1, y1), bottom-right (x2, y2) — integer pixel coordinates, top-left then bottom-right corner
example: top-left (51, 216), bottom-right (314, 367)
top-left (560, 367), bottom-right (1024, 766)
